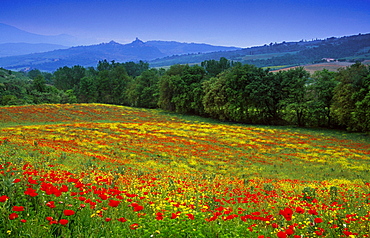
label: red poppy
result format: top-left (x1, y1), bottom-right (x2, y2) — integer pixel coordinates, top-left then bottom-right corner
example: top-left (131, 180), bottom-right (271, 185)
top-left (271, 223), bottom-right (279, 228)
top-left (133, 205), bottom-right (144, 212)
top-left (20, 219), bottom-right (27, 223)
top-left (314, 217), bottom-right (323, 224)
top-left (99, 194), bottom-right (108, 200)
top-left (46, 201), bottom-right (56, 208)
top-left (295, 207), bottom-right (305, 214)
top-left (0, 195), bottom-right (9, 202)
top-left (13, 178), bottom-right (21, 183)
top-left (186, 213), bottom-right (195, 220)
top-left (171, 213), bottom-right (178, 219)
top-left (59, 219), bottom-right (69, 225)
top-left (279, 207), bottom-right (293, 221)
top-left (108, 200), bottom-right (121, 207)
top-left (155, 212), bottom-right (164, 220)
top-left (130, 223), bottom-right (139, 230)
top-left (277, 231), bottom-right (287, 238)
top-left (105, 218), bottom-right (112, 222)
top-left (308, 209), bottom-right (318, 215)
top-left (12, 206), bottom-right (24, 212)
top-left (63, 210), bottom-right (75, 216)
top-left (24, 187), bottom-right (38, 197)
top-left (117, 217), bottom-right (127, 222)
top-left (9, 213), bottom-right (18, 220)
top-left (286, 228), bottom-right (294, 235)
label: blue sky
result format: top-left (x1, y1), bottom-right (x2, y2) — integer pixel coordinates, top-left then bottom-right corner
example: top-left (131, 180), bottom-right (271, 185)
top-left (1, 0), bottom-right (369, 47)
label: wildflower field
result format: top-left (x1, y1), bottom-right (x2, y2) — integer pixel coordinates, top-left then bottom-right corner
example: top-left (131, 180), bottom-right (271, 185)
top-left (0, 104), bottom-right (369, 237)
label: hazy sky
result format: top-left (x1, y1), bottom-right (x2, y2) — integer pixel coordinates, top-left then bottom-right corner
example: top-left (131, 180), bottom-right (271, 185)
top-left (1, 0), bottom-right (369, 47)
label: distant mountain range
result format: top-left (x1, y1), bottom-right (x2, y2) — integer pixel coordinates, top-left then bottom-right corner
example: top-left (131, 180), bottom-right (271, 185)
top-left (0, 23), bottom-right (369, 72)
top-left (0, 42), bottom-right (69, 57)
top-left (0, 37), bottom-right (240, 71)
top-left (0, 23), bottom-right (77, 46)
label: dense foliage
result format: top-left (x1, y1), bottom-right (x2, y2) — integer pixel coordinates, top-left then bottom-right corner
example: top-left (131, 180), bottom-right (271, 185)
top-left (1, 58), bottom-right (369, 132)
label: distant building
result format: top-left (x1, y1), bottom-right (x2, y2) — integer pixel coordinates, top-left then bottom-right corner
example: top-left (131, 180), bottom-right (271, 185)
top-left (322, 58), bottom-right (336, 62)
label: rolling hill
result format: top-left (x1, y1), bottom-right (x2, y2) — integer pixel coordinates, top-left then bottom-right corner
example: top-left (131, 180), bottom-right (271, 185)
top-left (0, 38), bottom-right (239, 72)
top-left (0, 23), bottom-right (77, 46)
top-left (150, 33), bottom-right (370, 69)
top-left (0, 42), bottom-right (69, 57)
top-left (0, 29), bottom-right (369, 72)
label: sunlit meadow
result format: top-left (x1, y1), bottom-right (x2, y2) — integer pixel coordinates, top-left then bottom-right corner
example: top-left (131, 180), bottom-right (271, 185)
top-left (0, 104), bottom-right (369, 237)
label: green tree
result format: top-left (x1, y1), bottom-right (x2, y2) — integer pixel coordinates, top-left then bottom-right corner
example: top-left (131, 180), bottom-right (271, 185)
top-left (76, 76), bottom-right (97, 103)
top-left (307, 69), bottom-right (338, 127)
top-left (127, 69), bottom-right (160, 108)
top-left (53, 65), bottom-right (86, 91)
top-left (279, 67), bottom-right (310, 126)
top-left (158, 64), bottom-right (206, 114)
top-left (95, 64), bottom-right (131, 105)
top-left (246, 69), bottom-right (283, 124)
top-left (201, 57), bottom-right (232, 77)
top-left (32, 75), bottom-right (47, 93)
top-left (28, 69), bottom-right (42, 79)
top-left (203, 64), bottom-right (270, 123)
top-left (331, 63), bottom-right (370, 131)
top-left (122, 61), bottom-right (150, 77)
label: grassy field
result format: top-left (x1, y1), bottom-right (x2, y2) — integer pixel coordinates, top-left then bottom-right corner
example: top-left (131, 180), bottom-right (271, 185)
top-left (0, 104), bottom-right (369, 237)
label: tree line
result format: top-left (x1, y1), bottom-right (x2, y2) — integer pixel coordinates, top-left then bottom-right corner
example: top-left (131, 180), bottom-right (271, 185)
top-left (1, 58), bottom-right (369, 132)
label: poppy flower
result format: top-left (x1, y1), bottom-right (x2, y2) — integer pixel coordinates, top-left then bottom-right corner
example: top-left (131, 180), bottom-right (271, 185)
top-left (308, 209), bottom-right (318, 215)
top-left (63, 210), bottom-right (75, 216)
top-left (286, 228), bottom-right (294, 235)
top-left (133, 205), bottom-right (144, 212)
top-left (130, 223), bottom-right (139, 230)
top-left (24, 187), bottom-right (38, 197)
top-left (295, 207), bottom-right (305, 214)
top-left (279, 207), bottom-right (293, 221)
top-left (12, 206), bottom-right (24, 212)
top-left (46, 201), bottom-right (56, 208)
top-left (277, 231), bottom-right (287, 238)
top-left (13, 179), bottom-right (21, 183)
top-left (186, 213), bottom-right (195, 220)
top-left (155, 212), bottom-right (164, 220)
top-left (0, 195), bottom-right (9, 202)
top-left (108, 200), bottom-right (121, 207)
top-left (59, 219), bottom-right (69, 225)
top-left (117, 217), bottom-right (127, 222)
top-left (9, 213), bottom-right (18, 220)
top-left (20, 219), bottom-right (27, 223)
top-left (314, 217), bottom-right (323, 224)
top-left (105, 218), bottom-right (112, 222)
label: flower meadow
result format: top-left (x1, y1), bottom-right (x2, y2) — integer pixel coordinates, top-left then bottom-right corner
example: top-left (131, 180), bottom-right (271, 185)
top-left (0, 104), bottom-right (369, 237)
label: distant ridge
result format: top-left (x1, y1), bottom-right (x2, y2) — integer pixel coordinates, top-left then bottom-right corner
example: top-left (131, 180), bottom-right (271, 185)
top-left (0, 28), bottom-right (369, 72)
top-left (0, 38), bottom-right (241, 71)
top-left (0, 43), bottom-right (69, 57)
top-left (0, 23), bottom-right (77, 46)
